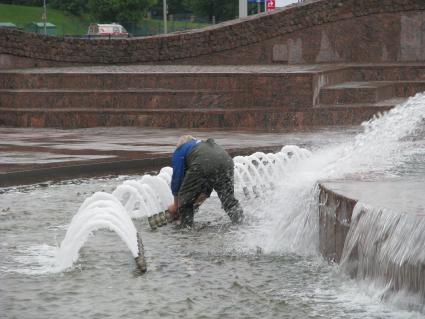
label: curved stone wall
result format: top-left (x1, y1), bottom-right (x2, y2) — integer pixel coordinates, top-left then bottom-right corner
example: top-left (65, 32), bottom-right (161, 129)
top-left (319, 183), bottom-right (356, 263)
top-left (318, 183), bottom-right (425, 301)
top-left (1, 0), bottom-right (425, 68)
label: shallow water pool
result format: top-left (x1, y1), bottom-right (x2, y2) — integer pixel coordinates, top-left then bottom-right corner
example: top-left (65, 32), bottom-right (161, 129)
top-left (0, 177), bottom-right (423, 319)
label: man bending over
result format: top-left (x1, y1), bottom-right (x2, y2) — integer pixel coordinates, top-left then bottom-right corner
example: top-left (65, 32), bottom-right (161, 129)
top-left (168, 135), bottom-right (244, 228)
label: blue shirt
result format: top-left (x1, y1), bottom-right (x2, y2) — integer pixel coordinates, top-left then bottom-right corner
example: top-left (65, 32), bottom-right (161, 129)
top-left (171, 140), bottom-right (201, 195)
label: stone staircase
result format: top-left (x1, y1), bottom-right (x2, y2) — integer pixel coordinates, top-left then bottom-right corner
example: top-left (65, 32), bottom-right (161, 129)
top-left (0, 64), bottom-right (424, 129)
top-left (318, 64), bottom-right (425, 109)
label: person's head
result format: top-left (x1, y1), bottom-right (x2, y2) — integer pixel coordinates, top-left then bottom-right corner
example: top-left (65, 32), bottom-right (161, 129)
top-left (176, 135), bottom-right (196, 148)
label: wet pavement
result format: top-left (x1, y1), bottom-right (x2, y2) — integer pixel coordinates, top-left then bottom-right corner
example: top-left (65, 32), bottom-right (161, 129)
top-left (0, 126), bottom-right (359, 178)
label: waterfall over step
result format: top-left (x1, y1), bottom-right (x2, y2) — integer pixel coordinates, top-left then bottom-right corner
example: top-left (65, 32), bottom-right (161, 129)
top-left (340, 203), bottom-right (425, 308)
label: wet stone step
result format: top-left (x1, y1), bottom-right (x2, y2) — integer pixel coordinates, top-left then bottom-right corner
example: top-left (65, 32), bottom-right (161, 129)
top-left (351, 66), bottom-right (425, 81)
top-left (0, 71), bottom-right (310, 90)
top-left (394, 81), bottom-right (425, 97)
top-left (0, 106), bottom-right (392, 129)
top-left (0, 86), bottom-right (314, 110)
top-left (0, 89), bottom-right (254, 109)
top-left (0, 73), bottom-right (249, 90)
top-left (320, 81), bottom-right (425, 106)
top-left (319, 82), bottom-right (395, 105)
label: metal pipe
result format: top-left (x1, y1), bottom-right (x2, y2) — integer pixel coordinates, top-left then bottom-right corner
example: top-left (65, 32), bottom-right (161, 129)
top-left (135, 232), bottom-right (147, 273)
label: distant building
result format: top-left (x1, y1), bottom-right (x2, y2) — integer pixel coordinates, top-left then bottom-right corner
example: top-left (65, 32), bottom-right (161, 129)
top-left (0, 22), bottom-right (19, 30)
top-left (25, 22), bottom-right (57, 36)
top-left (276, 0), bottom-right (302, 7)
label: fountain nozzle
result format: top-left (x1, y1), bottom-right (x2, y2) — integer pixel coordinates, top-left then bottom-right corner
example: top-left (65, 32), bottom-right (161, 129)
top-left (135, 232), bottom-right (147, 273)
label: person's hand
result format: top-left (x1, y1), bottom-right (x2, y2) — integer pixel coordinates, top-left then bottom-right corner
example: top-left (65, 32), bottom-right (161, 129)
top-left (168, 198), bottom-right (179, 221)
top-left (168, 202), bottom-right (177, 215)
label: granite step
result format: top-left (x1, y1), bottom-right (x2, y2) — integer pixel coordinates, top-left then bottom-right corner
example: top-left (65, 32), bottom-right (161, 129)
top-left (0, 86), bottom-right (317, 110)
top-left (0, 66), bottom-right (315, 90)
top-left (0, 105), bottom-right (392, 129)
top-left (351, 65), bottom-right (425, 81)
top-left (372, 97), bottom-right (409, 106)
top-left (0, 72), bottom-right (251, 90)
top-left (0, 71), bottom-right (313, 110)
top-left (393, 81), bottom-right (425, 97)
top-left (319, 82), bottom-right (395, 105)
top-left (2, 64), bottom-right (424, 129)
top-left (319, 81), bottom-right (425, 105)
top-left (0, 89), bottom-right (254, 109)
top-left (2, 64), bottom-right (424, 91)
top-left (318, 96), bottom-right (406, 112)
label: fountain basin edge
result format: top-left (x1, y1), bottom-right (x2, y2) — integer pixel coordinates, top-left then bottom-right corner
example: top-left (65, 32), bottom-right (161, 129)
top-left (318, 183), bottom-right (357, 264)
top-left (318, 182), bottom-right (425, 301)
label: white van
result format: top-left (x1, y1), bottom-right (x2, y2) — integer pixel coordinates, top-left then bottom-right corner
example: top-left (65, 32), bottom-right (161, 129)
top-left (87, 23), bottom-right (128, 38)
top-left (275, 0), bottom-right (303, 7)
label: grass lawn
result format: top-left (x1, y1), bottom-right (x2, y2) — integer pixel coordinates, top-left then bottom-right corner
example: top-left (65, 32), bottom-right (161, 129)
top-left (0, 4), bottom-right (89, 35)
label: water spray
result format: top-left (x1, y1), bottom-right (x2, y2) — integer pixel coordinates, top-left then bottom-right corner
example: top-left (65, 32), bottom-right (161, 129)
top-left (54, 143), bottom-right (311, 272)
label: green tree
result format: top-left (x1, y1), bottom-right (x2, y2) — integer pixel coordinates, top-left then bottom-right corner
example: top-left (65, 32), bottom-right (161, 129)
top-left (149, 0), bottom-right (190, 19)
top-left (162, 0), bottom-right (189, 14)
top-left (184, 0), bottom-right (237, 21)
top-left (49, 0), bottom-right (88, 16)
top-left (88, 0), bottom-right (155, 24)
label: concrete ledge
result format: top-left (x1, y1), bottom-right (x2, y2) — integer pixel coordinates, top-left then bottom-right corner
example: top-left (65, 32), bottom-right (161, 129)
top-left (0, 146), bottom-right (280, 188)
top-left (0, 157), bottom-right (170, 188)
top-left (318, 183), bottom-right (357, 263)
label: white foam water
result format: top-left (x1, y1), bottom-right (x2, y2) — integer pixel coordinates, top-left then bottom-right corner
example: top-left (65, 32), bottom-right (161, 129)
top-left (234, 92), bottom-right (425, 312)
top-left (112, 167), bottom-right (174, 218)
top-left (237, 92), bottom-right (425, 254)
top-left (44, 168), bottom-right (175, 271)
top-left (10, 244), bottom-right (61, 275)
top-left (56, 192), bottom-right (139, 270)
top-left (340, 202), bottom-right (425, 311)
top-left (8, 192), bottom-right (141, 274)
top-left (51, 142), bottom-right (313, 272)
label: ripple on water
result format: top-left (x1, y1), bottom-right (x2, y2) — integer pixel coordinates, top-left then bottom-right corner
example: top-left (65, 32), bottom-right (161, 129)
top-left (0, 177), bottom-right (423, 319)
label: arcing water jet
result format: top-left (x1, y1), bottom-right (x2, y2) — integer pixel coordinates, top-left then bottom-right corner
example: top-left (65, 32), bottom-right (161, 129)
top-left (54, 143), bottom-right (309, 272)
